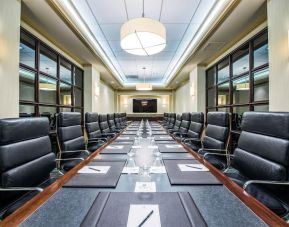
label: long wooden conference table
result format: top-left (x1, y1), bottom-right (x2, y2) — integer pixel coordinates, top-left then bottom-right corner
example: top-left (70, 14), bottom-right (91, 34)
top-left (1, 121), bottom-right (287, 226)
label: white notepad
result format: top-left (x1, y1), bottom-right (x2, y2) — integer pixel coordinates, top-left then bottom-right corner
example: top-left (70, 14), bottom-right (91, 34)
top-left (178, 164), bottom-right (209, 172)
top-left (132, 145), bottom-right (142, 149)
top-left (122, 167), bottom-right (140, 174)
top-left (165, 144), bottom-right (182, 148)
top-left (160, 136), bottom-right (171, 139)
top-left (127, 205), bottom-right (161, 227)
top-left (78, 166), bottom-right (111, 174)
top-left (150, 166), bottom-right (166, 174)
top-left (148, 146), bottom-right (158, 149)
top-left (118, 137), bottom-right (130, 140)
top-left (107, 145), bottom-right (124, 149)
top-left (135, 182), bottom-right (156, 192)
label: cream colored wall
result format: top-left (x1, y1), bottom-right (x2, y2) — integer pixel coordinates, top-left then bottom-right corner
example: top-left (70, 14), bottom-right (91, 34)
top-left (84, 65), bottom-right (115, 114)
top-left (174, 82), bottom-right (192, 114)
top-left (117, 91), bottom-right (173, 115)
top-left (0, 0), bottom-right (21, 118)
top-left (267, 0), bottom-right (289, 111)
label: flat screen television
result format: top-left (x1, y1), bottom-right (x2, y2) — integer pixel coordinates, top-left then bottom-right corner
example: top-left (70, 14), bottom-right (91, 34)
top-left (133, 99), bottom-right (157, 113)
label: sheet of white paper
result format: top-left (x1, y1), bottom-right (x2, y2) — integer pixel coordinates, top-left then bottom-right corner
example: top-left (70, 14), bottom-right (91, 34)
top-left (132, 145), bottom-right (142, 149)
top-left (118, 137), bottom-right (130, 140)
top-left (107, 145), bottom-right (124, 149)
top-left (127, 205), bottom-right (161, 227)
top-left (148, 146), bottom-right (158, 149)
top-left (135, 182), bottom-right (156, 192)
top-left (78, 166), bottom-right (110, 174)
top-left (178, 164), bottom-right (209, 172)
top-left (122, 167), bottom-right (140, 174)
top-left (160, 136), bottom-right (171, 139)
top-left (165, 144), bottom-right (182, 149)
top-left (150, 166), bottom-right (166, 174)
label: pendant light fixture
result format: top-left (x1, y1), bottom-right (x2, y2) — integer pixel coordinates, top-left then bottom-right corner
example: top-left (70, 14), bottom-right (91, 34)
top-left (121, 0), bottom-right (166, 56)
top-left (136, 67), bottom-right (153, 91)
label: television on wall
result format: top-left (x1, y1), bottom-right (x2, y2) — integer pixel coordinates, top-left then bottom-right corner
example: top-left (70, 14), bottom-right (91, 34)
top-left (133, 99), bottom-right (157, 113)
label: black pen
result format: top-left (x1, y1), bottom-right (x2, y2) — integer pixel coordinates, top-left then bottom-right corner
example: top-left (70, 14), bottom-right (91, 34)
top-left (89, 167), bottom-right (101, 172)
top-left (137, 210), bottom-right (154, 227)
top-left (185, 164), bottom-right (202, 170)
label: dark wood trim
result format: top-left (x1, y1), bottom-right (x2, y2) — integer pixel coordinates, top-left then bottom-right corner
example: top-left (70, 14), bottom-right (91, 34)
top-left (19, 27), bottom-right (84, 118)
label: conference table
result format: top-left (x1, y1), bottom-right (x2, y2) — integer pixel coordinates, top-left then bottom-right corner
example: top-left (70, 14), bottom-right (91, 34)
top-left (1, 122), bottom-right (286, 226)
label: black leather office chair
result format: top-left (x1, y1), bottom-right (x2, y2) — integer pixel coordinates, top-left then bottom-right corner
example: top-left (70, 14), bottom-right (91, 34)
top-left (115, 113), bottom-right (125, 129)
top-left (85, 113), bottom-right (110, 142)
top-left (99, 114), bottom-right (116, 137)
top-left (107, 114), bottom-right (121, 133)
top-left (222, 112), bottom-right (289, 217)
top-left (185, 112), bottom-right (230, 170)
top-left (56, 112), bottom-right (94, 171)
top-left (0, 117), bottom-right (56, 219)
top-left (165, 113), bottom-right (176, 129)
top-left (120, 113), bottom-right (127, 128)
top-left (180, 112), bottom-right (204, 149)
top-left (162, 113), bottom-right (168, 125)
top-left (173, 112), bottom-right (191, 138)
top-left (168, 114), bottom-right (181, 133)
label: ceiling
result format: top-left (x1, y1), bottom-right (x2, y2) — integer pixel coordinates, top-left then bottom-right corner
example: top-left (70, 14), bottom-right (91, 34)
top-left (56, 0), bottom-right (231, 87)
top-left (21, 0), bottom-right (267, 90)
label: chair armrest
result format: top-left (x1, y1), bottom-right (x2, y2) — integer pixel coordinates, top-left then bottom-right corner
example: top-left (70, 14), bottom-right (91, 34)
top-left (203, 153), bottom-right (234, 159)
top-left (0, 187), bottom-right (43, 192)
top-left (198, 148), bottom-right (228, 154)
top-left (243, 180), bottom-right (289, 190)
top-left (56, 158), bottom-right (85, 161)
top-left (102, 133), bottom-right (116, 137)
top-left (183, 138), bottom-right (201, 142)
top-left (89, 137), bottom-right (108, 142)
top-left (61, 150), bottom-right (90, 155)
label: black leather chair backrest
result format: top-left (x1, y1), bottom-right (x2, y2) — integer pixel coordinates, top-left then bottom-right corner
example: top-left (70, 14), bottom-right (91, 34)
top-left (57, 112), bottom-right (85, 152)
top-left (173, 114), bottom-right (182, 131)
top-left (203, 112), bottom-right (229, 150)
top-left (179, 113), bottom-right (191, 133)
top-left (107, 114), bottom-right (116, 131)
top-left (0, 117), bottom-right (55, 202)
top-left (187, 112), bottom-right (204, 139)
top-left (99, 114), bottom-right (110, 133)
top-left (85, 112), bottom-right (102, 139)
top-left (234, 112), bottom-right (289, 181)
top-left (163, 113), bottom-right (168, 123)
top-left (114, 113), bottom-right (121, 128)
top-left (168, 113), bottom-right (176, 128)
top-left (120, 113), bottom-right (126, 126)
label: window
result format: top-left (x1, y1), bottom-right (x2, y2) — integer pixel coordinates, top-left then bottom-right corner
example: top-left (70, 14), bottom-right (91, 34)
top-left (19, 28), bottom-right (84, 122)
top-left (232, 44), bottom-right (249, 76)
top-left (20, 31), bottom-right (36, 68)
top-left (206, 29), bottom-right (269, 131)
top-left (218, 82), bottom-right (230, 106)
top-left (40, 45), bottom-right (57, 77)
top-left (218, 58), bottom-right (229, 84)
top-left (60, 58), bottom-right (72, 84)
top-left (254, 68), bottom-right (269, 102)
top-left (39, 75), bottom-right (57, 104)
top-left (19, 69), bottom-right (35, 102)
top-left (232, 75), bottom-right (250, 104)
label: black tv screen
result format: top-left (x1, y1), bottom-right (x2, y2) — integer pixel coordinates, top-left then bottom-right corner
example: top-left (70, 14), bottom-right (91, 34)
top-left (133, 99), bottom-right (157, 113)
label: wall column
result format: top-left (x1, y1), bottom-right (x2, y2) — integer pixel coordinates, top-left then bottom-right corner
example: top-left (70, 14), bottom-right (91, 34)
top-left (267, 0), bottom-right (289, 111)
top-left (83, 65), bottom-right (100, 113)
top-left (189, 65), bottom-right (206, 113)
top-left (0, 0), bottom-right (21, 118)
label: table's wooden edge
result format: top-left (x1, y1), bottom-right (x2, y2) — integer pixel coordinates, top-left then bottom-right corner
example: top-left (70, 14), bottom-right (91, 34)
top-left (1, 123), bottom-right (288, 226)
